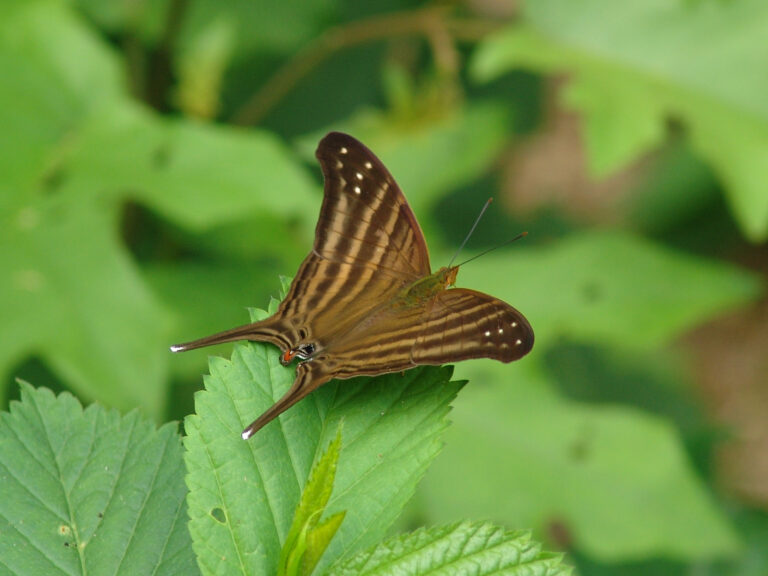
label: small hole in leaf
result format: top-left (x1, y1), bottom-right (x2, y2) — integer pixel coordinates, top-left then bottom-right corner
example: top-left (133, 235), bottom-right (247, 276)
top-left (153, 143), bottom-right (172, 169)
top-left (211, 507), bottom-right (226, 524)
top-left (582, 282), bottom-right (602, 303)
top-left (41, 166), bottom-right (67, 194)
top-left (547, 518), bottom-right (573, 549)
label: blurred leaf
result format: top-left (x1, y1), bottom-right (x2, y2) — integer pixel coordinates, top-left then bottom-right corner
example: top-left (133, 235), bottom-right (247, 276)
top-left (65, 102), bottom-right (318, 232)
top-left (0, 383), bottom-right (196, 575)
top-left (0, 2), bottom-right (170, 414)
top-left (179, 0), bottom-right (334, 56)
top-left (143, 262), bottom-right (290, 381)
top-left (75, 0), bottom-right (334, 58)
top-left (0, 0), bottom-right (123, 204)
top-left (472, 0), bottom-right (768, 241)
top-left (625, 141), bottom-right (720, 236)
top-left (0, 197), bottom-right (171, 415)
top-left (418, 362), bottom-right (742, 561)
top-left (461, 231), bottom-right (761, 351)
top-left (184, 300), bottom-right (463, 575)
top-left (176, 17), bottom-right (236, 119)
top-left (328, 522), bottom-right (570, 576)
top-left (0, 0), bottom-right (318, 414)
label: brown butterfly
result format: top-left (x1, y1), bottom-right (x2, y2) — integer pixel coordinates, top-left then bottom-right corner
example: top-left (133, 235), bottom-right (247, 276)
top-left (172, 132), bottom-right (533, 439)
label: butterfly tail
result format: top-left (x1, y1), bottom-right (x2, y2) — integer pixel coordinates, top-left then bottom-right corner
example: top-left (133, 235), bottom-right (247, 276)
top-left (169, 317), bottom-right (291, 352)
top-left (241, 362), bottom-right (332, 439)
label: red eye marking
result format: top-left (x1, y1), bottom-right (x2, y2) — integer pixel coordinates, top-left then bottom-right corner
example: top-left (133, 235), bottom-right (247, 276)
top-left (282, 349), bottom-right (296, 364)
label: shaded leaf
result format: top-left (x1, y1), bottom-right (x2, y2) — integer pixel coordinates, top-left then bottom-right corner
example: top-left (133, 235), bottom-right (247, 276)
top-left (461, 231), bottom-right (761, 351)
top-left (328, 521), bottom-right (570, 576)
top-left (0, 197), bottom-right (171, 416)
top-left (472, 0), bottom-right (768, 240)
top-left (0, 0), bottom-right (317, 413)
top-left (0, 383), bottom-right (196, 575)
top-left (419, 362), bottom-right (741, 561)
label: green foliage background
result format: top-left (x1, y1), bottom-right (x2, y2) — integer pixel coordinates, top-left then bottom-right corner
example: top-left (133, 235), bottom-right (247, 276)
top-left (2, 0), bottom-right (767, 574)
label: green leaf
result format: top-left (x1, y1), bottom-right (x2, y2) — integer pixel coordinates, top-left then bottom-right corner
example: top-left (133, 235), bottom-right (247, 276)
top-left (327, 521), bottom-right (570, 576)
top-left (75, 0), bottom-right (334, 56)
top-left (460, 231), bottom-right (761, 351)
top-left (0, 0), bottom-right (317, 413)
top-left (0, 196), bottom-right (172, 416)
top-left (280, 427), bottom-right (345, 576)
top-left (184, 299), bottom-right (463, 575)
top-left (63, 101), bottom-right (318, 232)
top-left (419, 362), bottom-right (742, 561)
top-left (0, 383), bottom-right (196, 575)
top-left (0, 2), bottom-right (172, 415)
top-left (472, 0), bottom-right (768, 241)
top-left (0, 0), bottom-right (123, 198)
top-left (303, 513), bottom-right (345, 576)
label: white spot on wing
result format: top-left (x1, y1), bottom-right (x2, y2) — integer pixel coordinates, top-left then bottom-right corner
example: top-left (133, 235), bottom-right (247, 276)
top-left (484, 330), bottom-right (491, 337)
top-left (498, 328), bottom-right (504, 334)
top-left (356, 172), bottom-right (363, 180)
top-left (354, 186), bottom-right (361, 194)
top-left (340, 146), bottom-right (348, 154)
top-left (336, 160), bottom-right (343, 169)
top-left (515, 339), bottom-right (522, 346)
top-left (364, 161), bottom-right (373, 169)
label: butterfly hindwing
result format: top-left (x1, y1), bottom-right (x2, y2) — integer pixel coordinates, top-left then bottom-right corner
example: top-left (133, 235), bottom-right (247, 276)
top-left (411, 288), bottom-right (534, 364)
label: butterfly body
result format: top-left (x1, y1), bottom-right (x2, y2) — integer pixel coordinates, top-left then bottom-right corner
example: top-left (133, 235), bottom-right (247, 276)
top-left (172, 132), bottom-right (533, 439)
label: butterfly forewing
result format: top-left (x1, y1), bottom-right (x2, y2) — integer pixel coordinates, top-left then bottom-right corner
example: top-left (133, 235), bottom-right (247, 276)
top-left (273, 133), bottom-right (434, 346)
top-left (314, 132), bottom-right (430, 279)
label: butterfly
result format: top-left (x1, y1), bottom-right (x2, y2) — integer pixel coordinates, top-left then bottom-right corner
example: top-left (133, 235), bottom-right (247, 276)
top-left (171, 132), bottom-right (534, 439)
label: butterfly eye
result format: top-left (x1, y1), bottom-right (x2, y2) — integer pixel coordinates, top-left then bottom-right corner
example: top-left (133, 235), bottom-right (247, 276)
top-left (295, 343), bottom-right (316, 360)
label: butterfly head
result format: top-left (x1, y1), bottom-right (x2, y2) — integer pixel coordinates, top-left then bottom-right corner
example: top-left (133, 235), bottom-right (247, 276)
top-left (437, 266), bottom-right (459, 288)
top-left (280, 343), bottom-right (316, 366)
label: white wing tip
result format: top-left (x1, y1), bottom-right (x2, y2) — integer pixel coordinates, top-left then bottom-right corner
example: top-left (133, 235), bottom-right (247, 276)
top-left (241, 429), bottom-right (253, 440)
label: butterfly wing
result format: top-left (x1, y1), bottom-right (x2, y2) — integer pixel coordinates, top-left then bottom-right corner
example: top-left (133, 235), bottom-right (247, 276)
top-left (271, 132), bottom-right (433, 344)
top-left (241, 361), bottom-right (333, 439)
top-left (300, 286), bottom-right (534, 381)
top-left (313, 132), bottom-right (430, 279)
top-left (411, 288), bottom-right (534, 363)
top-left (171, 132), bottom-right (430, 353)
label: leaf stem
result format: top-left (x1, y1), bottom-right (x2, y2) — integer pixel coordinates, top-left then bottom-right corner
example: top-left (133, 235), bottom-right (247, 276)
top-left (231, 7), bottom-right (504, 126)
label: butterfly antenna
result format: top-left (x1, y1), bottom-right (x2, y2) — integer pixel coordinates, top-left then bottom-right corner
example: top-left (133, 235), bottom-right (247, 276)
top-left (448, 198), bottom-right (494, 268)
top-left (455, 231), bottom-right (528, 268)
